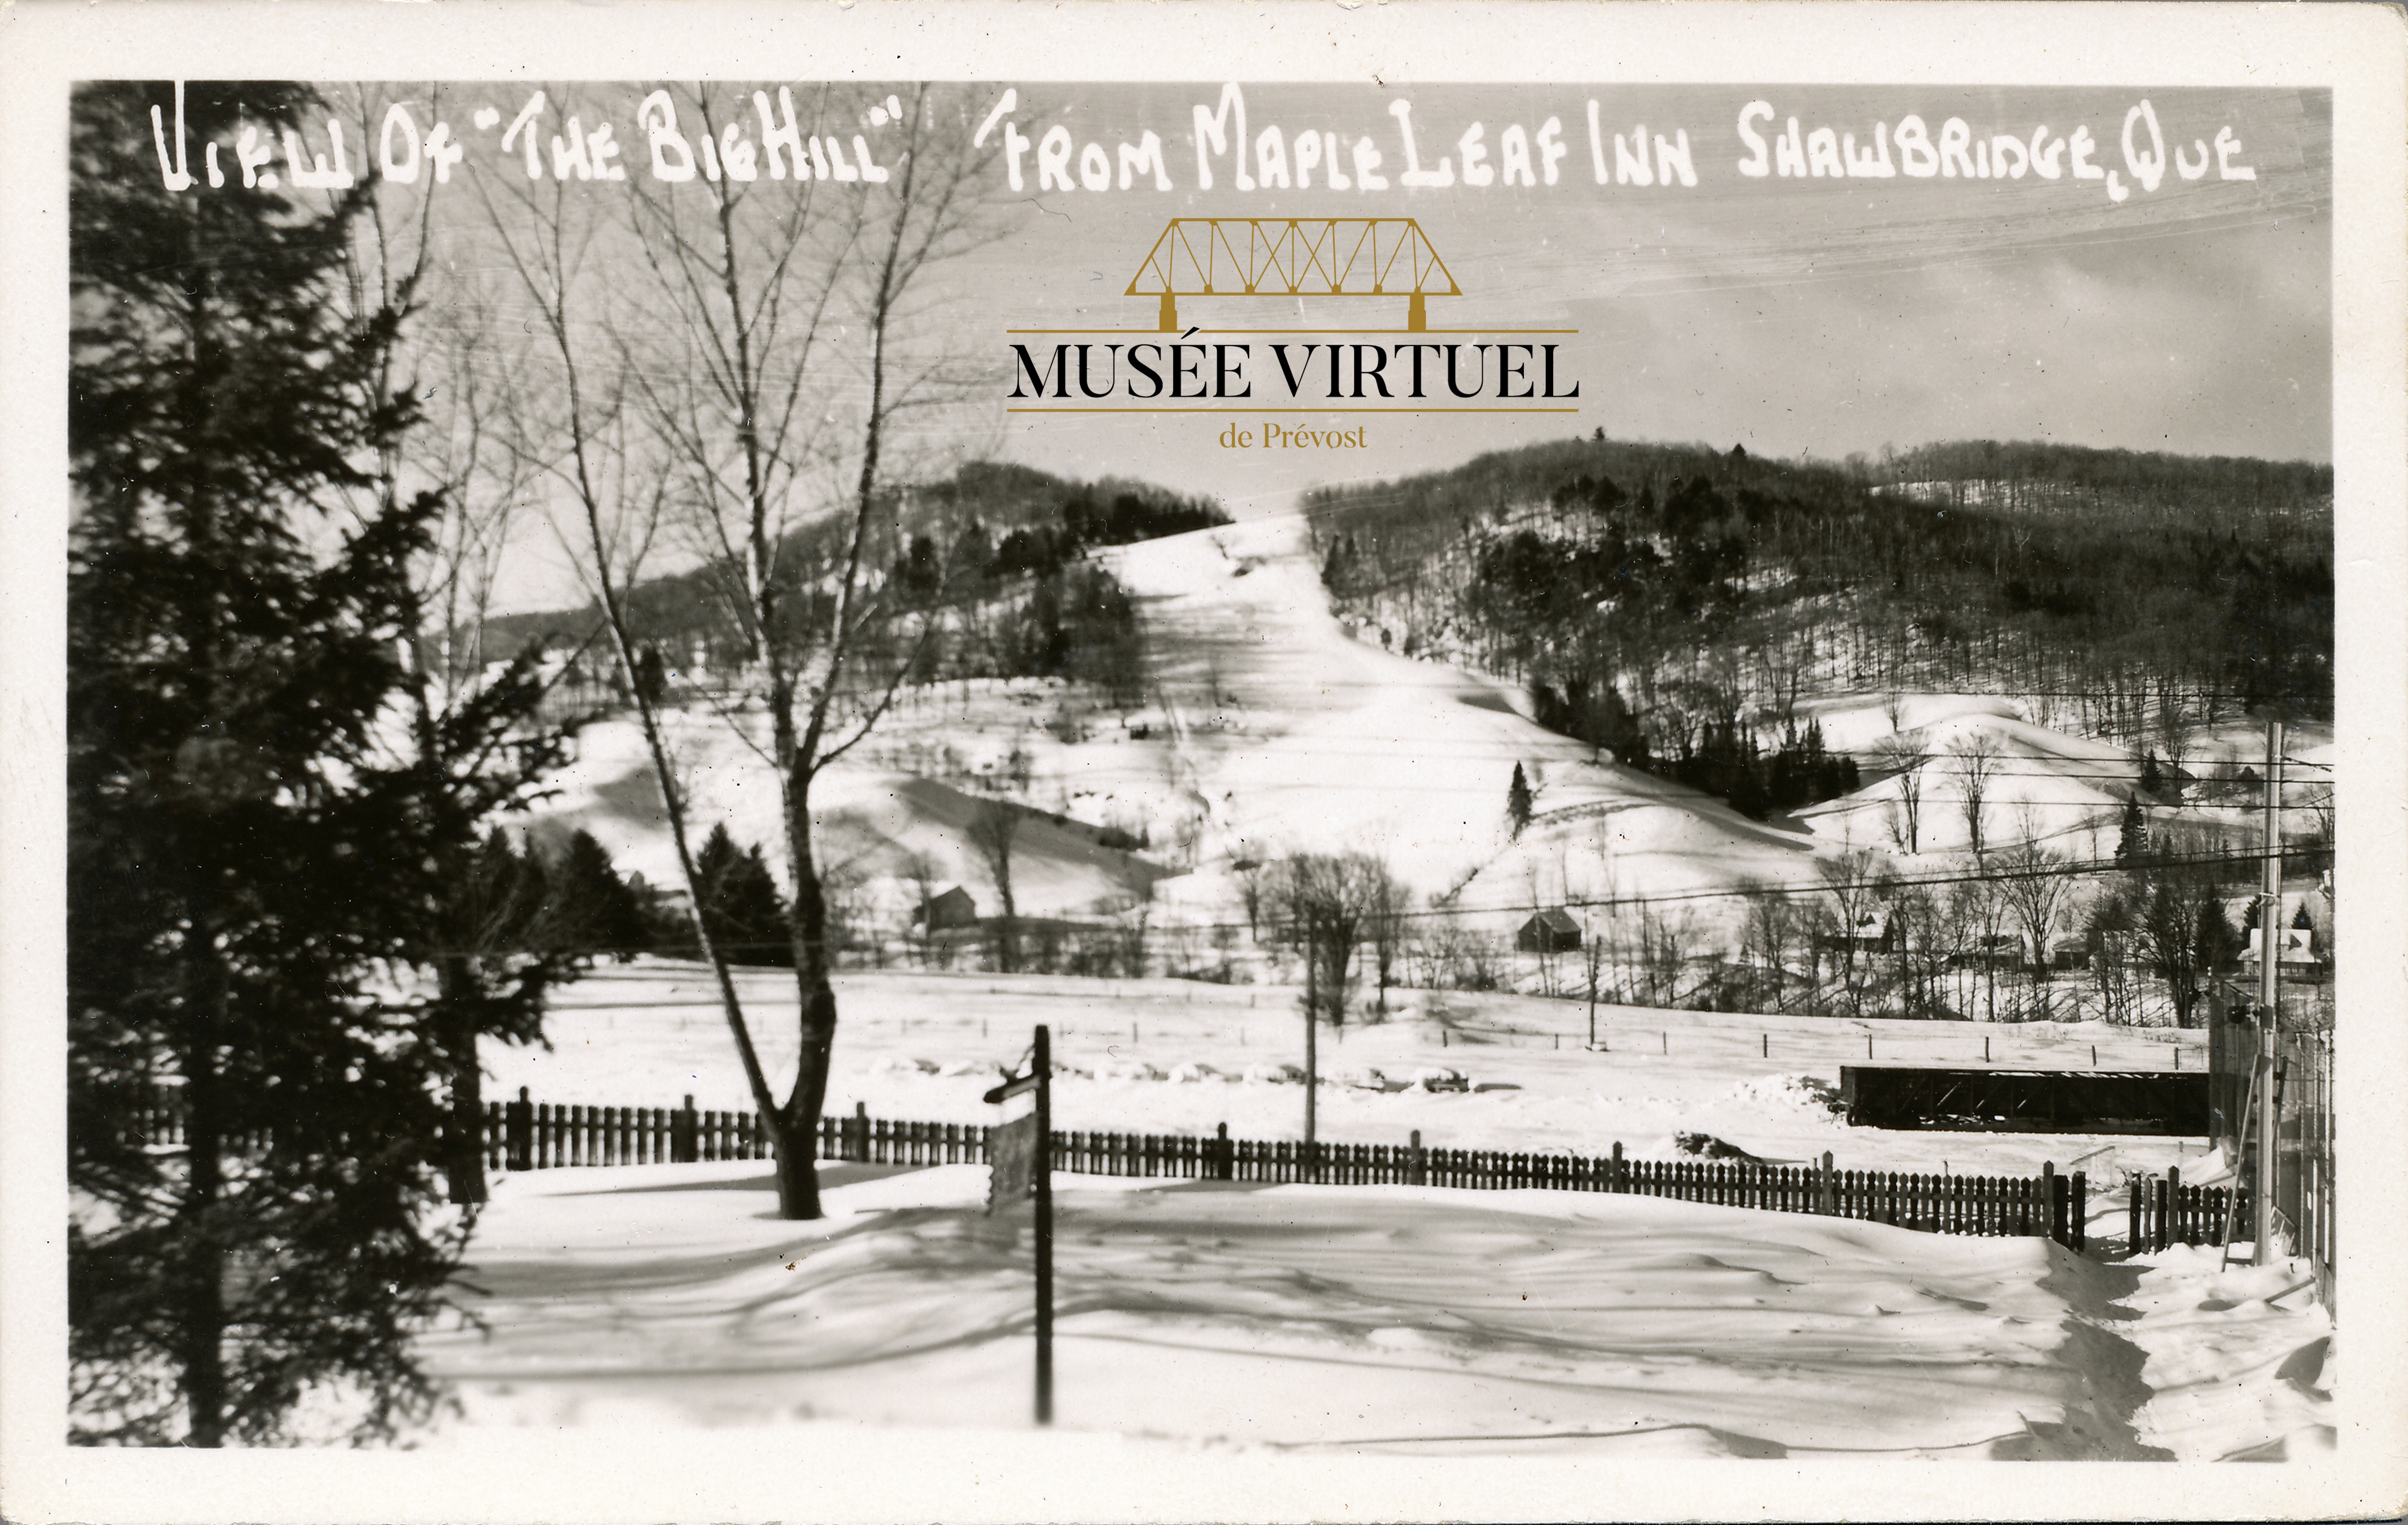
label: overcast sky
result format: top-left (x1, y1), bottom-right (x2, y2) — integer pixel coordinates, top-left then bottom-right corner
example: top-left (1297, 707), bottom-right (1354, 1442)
top-left (361, 80), bottom-right (2326, 608)
top-left (965, 83), bottom-right (2328, 514)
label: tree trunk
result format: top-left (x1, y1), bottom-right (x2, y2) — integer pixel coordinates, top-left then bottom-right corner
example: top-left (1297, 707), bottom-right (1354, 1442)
top-left (1302, 912), bottom-right (1320, 1178)
top-left (180, 956), bottom-right (228, 1446)
top-left (775, 982), bottom-right (838, 1221)
top-left (777, 763), bottom-right (839, 1221)
top-left (441, 957), bottom-right (487, 1206)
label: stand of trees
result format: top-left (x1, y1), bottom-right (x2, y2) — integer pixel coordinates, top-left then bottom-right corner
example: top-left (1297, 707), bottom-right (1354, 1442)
top-left (484, 460), bottom-right (1217, 704)
top-left (1312, 435), bottom-right (2332, 752)
top-left (66, 82), bottom-right (565, 1445)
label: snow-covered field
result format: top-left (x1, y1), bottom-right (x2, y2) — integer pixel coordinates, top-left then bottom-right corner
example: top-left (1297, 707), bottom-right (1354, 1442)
top-left (439, 505), bottom-right (2342, 1472)
top-left (416, 1156), bottom-right (2331, 1462)
top-left (498, 961), bottom-right (2212, 1181)
top-left (434, 959), bottom-right (2333, 1462)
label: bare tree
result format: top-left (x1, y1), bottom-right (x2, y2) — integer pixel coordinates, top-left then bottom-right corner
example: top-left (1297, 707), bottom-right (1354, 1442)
top-left (2087, 889), bottom-right (2141, 1025)
top-left (477, 82), bottom-right (996, 1218)
top-left (1742, 882), bottom-right (1800, 1013)
top-left (1816, 846), bottom-right (1889, 1018)
top-left (2131, 853), bottom-right (2228, 1027)
top-left (1874, 733), bottom-right (1925, 854)
top-left (1272, 853), bottom-right (1384, 1169)
top-left (899, 850), bottom-right (944, 967)
top-left (1363, 857), bottom-right (1411, 1016)
top-left (969, 800), bottom-right (1023, 973)
top-left (1886, 883), bottom-right (1949, 1019)
top-left (1954, 873), bottom-right (2011, 1022)
top-left (1993, 840), bottom-right (2073, 981)
top-left (1949, 733), bottom-right (2002, 861)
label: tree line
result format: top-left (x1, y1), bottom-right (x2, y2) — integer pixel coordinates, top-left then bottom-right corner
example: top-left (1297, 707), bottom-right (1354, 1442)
top-left (1308, 434), bottom-right (2333, 763)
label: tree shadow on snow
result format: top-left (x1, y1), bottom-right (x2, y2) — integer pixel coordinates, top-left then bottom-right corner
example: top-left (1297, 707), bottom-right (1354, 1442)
top-left (554, 1162), bottom-right (934, 1198)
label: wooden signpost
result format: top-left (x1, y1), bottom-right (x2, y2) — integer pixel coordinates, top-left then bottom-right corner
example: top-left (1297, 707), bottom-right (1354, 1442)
top-left (984, 1025), bottom-right (1053, 1424)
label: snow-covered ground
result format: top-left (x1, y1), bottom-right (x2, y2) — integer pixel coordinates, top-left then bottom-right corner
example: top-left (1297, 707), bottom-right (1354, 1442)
top-left (427, 958), bottom-right (2334, 1462)
top-left (448, 504), bottom-right (2342, 1472)
top-left (496, 961), bottom-right (2212, 1181)
top-left (415, 1155), bottom-right (2331, 1462)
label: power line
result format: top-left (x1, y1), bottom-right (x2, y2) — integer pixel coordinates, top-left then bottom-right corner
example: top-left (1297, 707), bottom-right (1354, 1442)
top-left (405, 841), bottom-right (2326, 963)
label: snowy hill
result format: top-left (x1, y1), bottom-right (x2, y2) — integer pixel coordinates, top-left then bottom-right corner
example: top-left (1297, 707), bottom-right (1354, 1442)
top-left (511, 500), bottom-right (2318, 955)
top-left (1097, 514), bottom-right (1829, 922)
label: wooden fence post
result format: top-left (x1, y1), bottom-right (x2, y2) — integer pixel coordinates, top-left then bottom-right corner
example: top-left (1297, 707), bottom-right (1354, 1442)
top-left (1610, 1141), bottom-right (1625, 1193)
top-left (2040, 1161), bottom-right (2055, 1241)
top-left (2071, 1172), bottom-right (2087, 1252)
top-left (2166, 1165), bottom-right (2181, 1248)
top-left (2128, 1173), bottom-right (2144, 1258)
top-left (1215, 1121), bottom-right (1233, 1181)
top-left (672, 1095), bottom-right (699, 1164)
top-left (851, 1100), bottom-right (869, 1163)
top-left (1409, 1129), bottom-right (1427, 1186)
top-left (504, 1087), bottom-right (532, 1172)
top-left (1818, 1152), bottom-right (1836, 1215)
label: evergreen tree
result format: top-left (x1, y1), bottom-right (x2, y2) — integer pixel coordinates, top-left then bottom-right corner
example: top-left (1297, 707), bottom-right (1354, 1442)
top-left (2196, 900), bottom-right (2245, 978)
top-left (2115, 795), bottom-right (2150, 864)
top-left (694, 825), bottom-right (793, 967)
top-left (66, 81), bottom-right (509, 1444)
top-left (1506, 762), bottom-right (1534, 839)
top-left (428, 828), bottom-right (572, 1203)
top-left (543, 830), bottom-right (651, 957)
top-left (2137, 752), bottom-right (2165, 797)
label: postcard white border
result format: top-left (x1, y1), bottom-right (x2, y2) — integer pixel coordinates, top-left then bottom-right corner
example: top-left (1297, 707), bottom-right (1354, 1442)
top-left (2, 4), bottom-right (2401, 1521)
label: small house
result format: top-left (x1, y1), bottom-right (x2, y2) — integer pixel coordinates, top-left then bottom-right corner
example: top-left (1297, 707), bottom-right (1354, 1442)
top-left (1516, 908), bottom-right (1582, 955)
top-left (1816, 908), bottom-right (1894, 957)
top-left (914, 885), bottom-right (979, 930)
top-left (2048, 937), bottom-right (2091, 972)
top-left (2244, 926), bottom-right (2316, 966)
top-left (1950, 933), bottom-right (2026, 971)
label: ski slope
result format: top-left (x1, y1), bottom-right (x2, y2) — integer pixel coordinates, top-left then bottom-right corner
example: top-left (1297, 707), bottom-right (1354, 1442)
top-left (513, 503), bottom-right (2279, 955)
top-left (1100, 514), bottom-right (1829, 916)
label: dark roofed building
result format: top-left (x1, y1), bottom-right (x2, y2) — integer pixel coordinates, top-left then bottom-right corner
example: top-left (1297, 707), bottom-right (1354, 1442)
top-left (915, 885), bottom-right (979, 930)
top-left (1516, 908), bottom-right (1582, 954)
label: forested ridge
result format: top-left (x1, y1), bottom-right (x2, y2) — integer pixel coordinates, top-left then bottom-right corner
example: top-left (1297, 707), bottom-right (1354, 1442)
top-left (1309, 436), bottom-right (2331, 782)
top-left (484, 461), bottom-right (1226, 702)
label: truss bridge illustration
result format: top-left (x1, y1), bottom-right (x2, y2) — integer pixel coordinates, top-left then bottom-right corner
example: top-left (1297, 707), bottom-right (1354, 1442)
top-left (1126, 218), bottom-right (1460, 332)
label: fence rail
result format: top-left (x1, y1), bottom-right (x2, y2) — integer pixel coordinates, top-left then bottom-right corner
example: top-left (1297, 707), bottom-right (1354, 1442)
top-left (128, 1085), bottom-right (2275, 1260)
top-left (453, 1087), bottom-right (2095, 1248)
top-left (2126, 1165), bottom-right (2241, 1255)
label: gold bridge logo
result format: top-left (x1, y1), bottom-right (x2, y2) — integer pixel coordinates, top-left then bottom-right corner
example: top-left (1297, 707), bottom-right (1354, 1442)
top-left (1126, 217), bottom-right (1460, 332)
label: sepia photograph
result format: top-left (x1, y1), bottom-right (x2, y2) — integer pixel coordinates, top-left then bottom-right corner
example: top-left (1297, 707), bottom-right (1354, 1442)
top-left (2, 4), bottom-right (2403, 1521)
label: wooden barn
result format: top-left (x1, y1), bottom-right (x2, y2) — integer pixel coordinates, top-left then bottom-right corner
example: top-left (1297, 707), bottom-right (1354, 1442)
top-left (1516, 908), bottom-right (1582, 954)
top-left (914, 885), bottom-right (979, 930)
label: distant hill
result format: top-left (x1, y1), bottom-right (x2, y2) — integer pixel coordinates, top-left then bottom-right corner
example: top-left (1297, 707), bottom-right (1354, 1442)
top-left (1306, 436), bottom-right (2331, 786)
top-left (477, 460), bottom-right (1228, 661)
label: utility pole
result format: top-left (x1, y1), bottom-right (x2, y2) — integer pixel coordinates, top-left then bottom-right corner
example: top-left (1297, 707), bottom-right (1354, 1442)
top-left (1302, 910), bottom-right (1319, 1182)
top-left (2254, 717), bottom-right (2283, 1268)
top-left (1034, 1023), bottom-right (1053, 1423)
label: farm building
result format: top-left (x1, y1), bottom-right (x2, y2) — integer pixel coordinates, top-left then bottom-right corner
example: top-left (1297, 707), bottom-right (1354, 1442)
top-left (1515, 908), bottom-right (1582, 954)
top-left (913, 886), bottom-right (980, 930)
